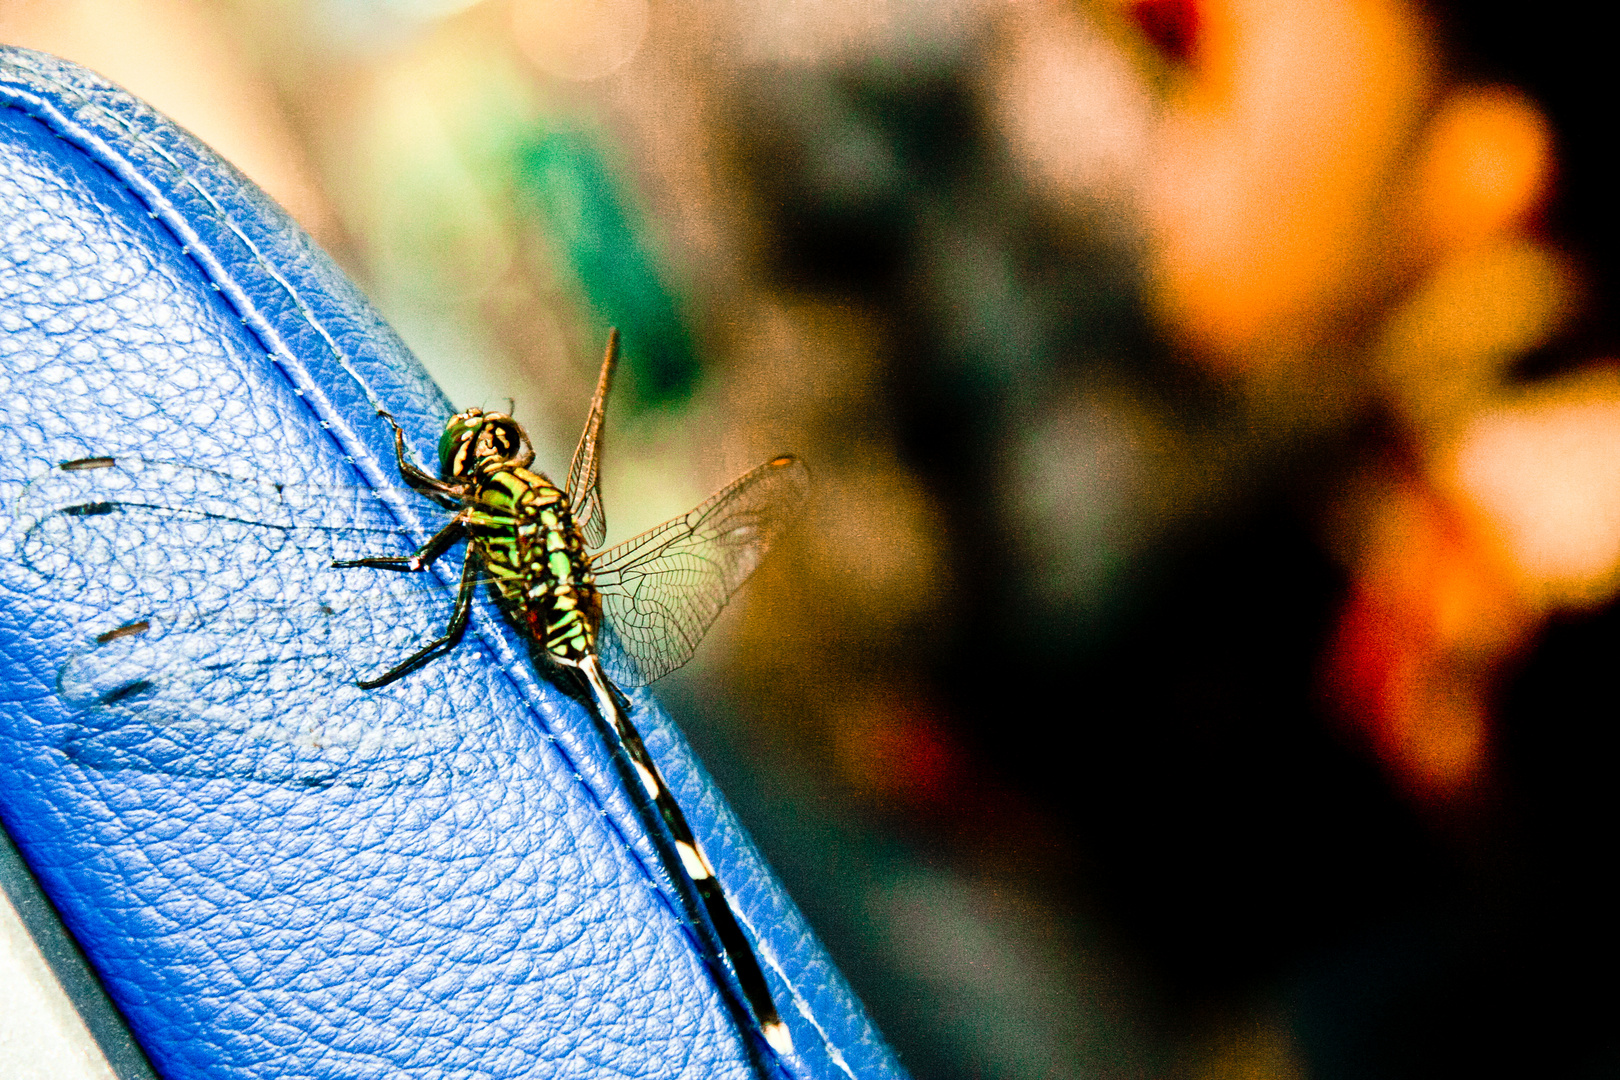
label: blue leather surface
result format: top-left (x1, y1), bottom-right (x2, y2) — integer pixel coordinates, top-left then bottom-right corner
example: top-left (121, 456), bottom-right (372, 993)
top-left (0, 46), bottom-right (902, 1080)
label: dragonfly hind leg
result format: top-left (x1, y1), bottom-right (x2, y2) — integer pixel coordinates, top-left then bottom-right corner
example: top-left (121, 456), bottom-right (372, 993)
top-left (352, 545), bottom-right (482, 690)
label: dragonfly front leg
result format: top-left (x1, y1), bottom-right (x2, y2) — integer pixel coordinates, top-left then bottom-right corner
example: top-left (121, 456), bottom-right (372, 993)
top-left (378, 410), bottom-right (465, 500)
top-left (354, 547), bottom-right (483, 690)
top-left (332, 517), bottom-right (465, 573)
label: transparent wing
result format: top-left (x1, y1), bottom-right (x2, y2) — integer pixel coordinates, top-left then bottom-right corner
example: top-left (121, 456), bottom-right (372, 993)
top-left (565, 329), bottom-right (619, 550)
top-left (16, 455), bottom-right (508, 606)
top-left (19, 456), bottom-right (419, 591)
top-left (17, 455), bottom-right (475, 785)
top-left (591, 455), bottom-right (810, 687)
top-left (54, 589), bottom-right (466, 788)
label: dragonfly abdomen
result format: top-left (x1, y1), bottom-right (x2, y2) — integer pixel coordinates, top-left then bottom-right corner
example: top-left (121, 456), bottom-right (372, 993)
top-left (468, 466), bottom-right (599, 664)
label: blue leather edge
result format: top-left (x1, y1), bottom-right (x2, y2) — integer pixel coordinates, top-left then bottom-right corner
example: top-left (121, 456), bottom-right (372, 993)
top-left (0, 45), bottom-right (903, 1080)
top-left (0, 822), bottom-right (160, 1078)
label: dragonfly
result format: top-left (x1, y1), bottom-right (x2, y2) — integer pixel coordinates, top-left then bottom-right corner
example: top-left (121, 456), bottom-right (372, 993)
top-left (330, 330), bottom-right (807, 1051)
top-left (18, 330), bottom-right (808, 1055)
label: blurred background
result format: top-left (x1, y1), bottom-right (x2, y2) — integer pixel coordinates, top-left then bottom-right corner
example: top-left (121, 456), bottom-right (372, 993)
top-left (4, 0), bottom-right (1616, 1076)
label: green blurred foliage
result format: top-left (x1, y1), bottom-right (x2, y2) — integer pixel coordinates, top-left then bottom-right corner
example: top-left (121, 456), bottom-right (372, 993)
top-left (518, 130), bottom-right (700, 411)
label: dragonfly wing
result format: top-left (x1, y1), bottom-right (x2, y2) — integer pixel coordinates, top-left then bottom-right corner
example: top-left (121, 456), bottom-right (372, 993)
top-left (565, 329), bottom-right (619, 551)
top-left (21, 455), bottom-right (469, 784)
top-left (18, 455), bottom-right (423, 594)
top-left (591, 454), bottom-right (810, 686)
top-left (55, 587), bottom-right (464, 787)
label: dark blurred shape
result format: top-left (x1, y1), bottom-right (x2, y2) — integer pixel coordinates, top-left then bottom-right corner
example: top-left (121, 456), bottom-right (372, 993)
top-left (1283, 593), bottom-right (1620, 1080)
top-left (987, 493), bottom-right (1444, 997)
top-left (730, 55), bottom-right (1145, 444)
top-left (1129, 0), bottom-right (1203, 68)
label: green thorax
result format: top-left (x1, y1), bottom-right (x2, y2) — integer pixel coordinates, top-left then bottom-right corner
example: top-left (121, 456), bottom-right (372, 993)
top-left (463, 464), bottom-right (600, 664)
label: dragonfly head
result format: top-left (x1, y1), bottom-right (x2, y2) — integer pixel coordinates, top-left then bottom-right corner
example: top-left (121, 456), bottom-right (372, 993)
top-left (440, 408), bottom-right (534, 480)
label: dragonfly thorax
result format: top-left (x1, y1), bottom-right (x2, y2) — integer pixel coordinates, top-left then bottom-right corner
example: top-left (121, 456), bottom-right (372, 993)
top-left (465, 463), bottom-right (601, 666)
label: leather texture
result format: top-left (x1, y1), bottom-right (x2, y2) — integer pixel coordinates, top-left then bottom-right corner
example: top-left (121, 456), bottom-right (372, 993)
top-left (0, 46), bottom-right (902, 1080)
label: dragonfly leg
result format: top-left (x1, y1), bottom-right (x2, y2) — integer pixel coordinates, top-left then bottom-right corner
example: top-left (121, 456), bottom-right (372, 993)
top-left (332, 518), bottom-right (465, 572)
top-left (354, 549), bottom-right (482, 690)
top-left (377, 410), bottom-right (464, 499)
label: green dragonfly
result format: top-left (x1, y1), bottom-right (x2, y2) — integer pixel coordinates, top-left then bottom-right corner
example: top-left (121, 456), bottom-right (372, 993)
top-left (331, 330), bottom-right (806, 1051)
top-left (19, 331), bottom-right (809, 1054)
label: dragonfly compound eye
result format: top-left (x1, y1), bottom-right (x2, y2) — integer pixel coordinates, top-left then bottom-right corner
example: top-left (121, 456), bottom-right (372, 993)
top-left (439, 409), bottom-right (487, 479)
top-left (480, 417), bottom-right (526, 464)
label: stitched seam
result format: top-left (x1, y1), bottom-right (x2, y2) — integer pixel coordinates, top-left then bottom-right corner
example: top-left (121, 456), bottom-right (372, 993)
top-left (732, 905), bottom-right (859, 1080)
top-left (2, 52), bottom-right (845, 1072)
top-left (0, 81), bottom-right (390, 460)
